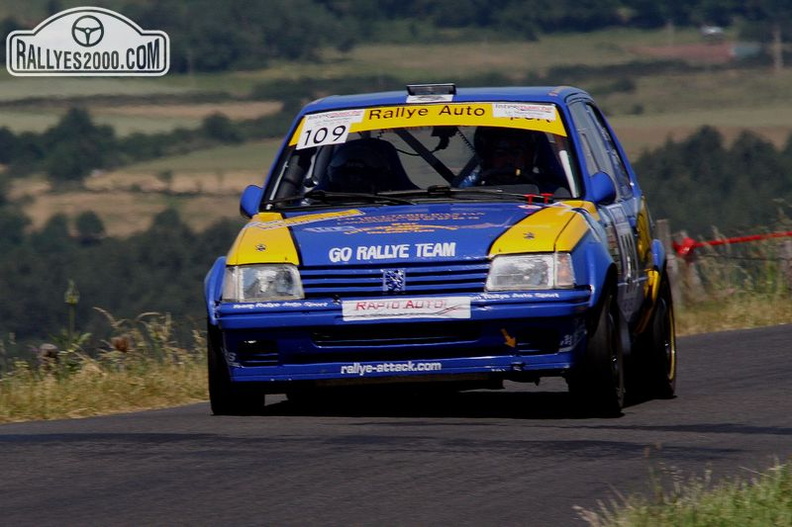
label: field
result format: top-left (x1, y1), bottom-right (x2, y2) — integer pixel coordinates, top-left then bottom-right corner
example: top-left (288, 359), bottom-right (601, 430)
top-left (0, 100), bottom-right (283, 135)
top-left (12, 141), bottom-right (280, 235)
top-left (3, 27), bottom-right (792, 235)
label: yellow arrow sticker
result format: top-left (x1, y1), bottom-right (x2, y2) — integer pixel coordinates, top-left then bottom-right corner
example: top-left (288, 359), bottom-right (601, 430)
top-left (501, 328), bottom-right (517, 348)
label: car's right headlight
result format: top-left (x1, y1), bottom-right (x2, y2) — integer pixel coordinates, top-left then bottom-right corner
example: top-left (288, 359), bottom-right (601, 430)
top-left (222, 264), bottom-right (304, 302)
top-left (485, 253), bottom-right (575, 290)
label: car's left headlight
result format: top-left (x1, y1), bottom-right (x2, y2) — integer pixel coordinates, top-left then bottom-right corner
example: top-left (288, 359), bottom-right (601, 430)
top-left (485, 253), bottom-right (575, 290)
top-left (222, 264), bottom-right (304, 302)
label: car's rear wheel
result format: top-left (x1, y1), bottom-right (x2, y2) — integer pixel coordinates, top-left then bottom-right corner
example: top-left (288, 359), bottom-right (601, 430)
top-left (568, 289), bottom-right (625, 416)
top-left (632, 274), bottom-right (677, 399)
top-left (207, 323), bottom-right (266, 416)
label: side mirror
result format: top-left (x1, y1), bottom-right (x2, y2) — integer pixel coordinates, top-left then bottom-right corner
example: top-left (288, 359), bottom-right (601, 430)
top-left (589, 171), bottom-right (617, 204)
top-left (239, 185), bottom-right (264, 218)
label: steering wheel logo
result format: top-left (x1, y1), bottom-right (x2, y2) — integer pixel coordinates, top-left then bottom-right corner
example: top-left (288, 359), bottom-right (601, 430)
top-left (71, 15), bottom-right (104, 47)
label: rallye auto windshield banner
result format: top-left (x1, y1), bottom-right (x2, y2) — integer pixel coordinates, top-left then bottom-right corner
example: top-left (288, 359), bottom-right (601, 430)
top-left (289, 102), bottom-right (567, 150)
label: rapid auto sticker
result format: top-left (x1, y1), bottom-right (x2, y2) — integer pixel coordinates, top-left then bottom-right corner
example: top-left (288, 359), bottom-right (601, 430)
top-left (290, 102), bottom-right (566, 148)
top-left (341, 296), bottom-right (472, 321)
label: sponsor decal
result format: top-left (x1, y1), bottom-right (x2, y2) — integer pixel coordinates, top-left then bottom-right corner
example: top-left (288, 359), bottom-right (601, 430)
top-left (477, 292), bottom-right (562, 300)
top-left (340, 361), bottom-right (442, 376)
top-left (297, 109), bottom-right (365, 150)
top-left (559, 319), bottom-right (586, 351)
top-left (7, 6), bottom-right (169, 76)
top-left (331, 211), bottom-right (485, 235)
top-left (492, 103), bottom-right (556, 121)
top-left (250, 209), bottom-right (364, 232)
top-left (356, 223), bottom-right (456, 235)
top-left (328, 242), bottom-right (456, 262)
top-left (342, 296), bottom-right (471, 321)
top-left (337, 211), bottom-right (484, 225)
top-left (303, 226), bottom-right (357, 233)
top-left (339, 223), bottom-right (459, 235)
top-left (290, 103), bottom-right (567, 146)
top-left (230, 301), bottom-right (330, 309)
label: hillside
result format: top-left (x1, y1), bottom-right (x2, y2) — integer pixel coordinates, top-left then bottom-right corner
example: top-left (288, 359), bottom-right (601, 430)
top-left (3, 26), bottom-right (791, 236)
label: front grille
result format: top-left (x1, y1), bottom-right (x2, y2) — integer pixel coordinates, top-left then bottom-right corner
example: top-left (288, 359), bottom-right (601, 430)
top-left (287, 346), bottom-right (508, 365)
top-left (311, 322), bottom-right (480, 347)
top-left (293, 322), bottom-right (493, 364)
top-left (300, 259), bottom-right (489, 298)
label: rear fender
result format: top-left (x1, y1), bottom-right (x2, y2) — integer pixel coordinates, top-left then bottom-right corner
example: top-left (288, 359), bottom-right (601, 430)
top-left (634, 239), bottom-right (668, 335)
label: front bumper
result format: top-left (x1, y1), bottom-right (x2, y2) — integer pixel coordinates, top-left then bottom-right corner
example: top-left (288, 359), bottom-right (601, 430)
top-left (213, 289), bottom-right (592, 386)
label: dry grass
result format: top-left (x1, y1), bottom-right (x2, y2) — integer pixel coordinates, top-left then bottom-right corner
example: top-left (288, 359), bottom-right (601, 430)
top-left (578, 461), bottom-right (792, 527)
top-left (0, 311), bottom-right (208, 424)
top-left (610, 124), bottom-right (792, 159)
top-left (676, 295), bottom-right (792, 336)
top-left (24, 190), bottom-right (180, 236)
top-left (0, 101), bottom-right (283, 135)
top-left (22, 189), bottom-right (244, 237)
top-left (254, 27), bottom-right (705, 82)
top-left (92, 101), bottom-right (282, 120)
top-left (0, 359), bottom-right (207, 422)
top-left (12, 140), bottom-right (279, 236)
top-left (0, 71), bottom-right (190, 101)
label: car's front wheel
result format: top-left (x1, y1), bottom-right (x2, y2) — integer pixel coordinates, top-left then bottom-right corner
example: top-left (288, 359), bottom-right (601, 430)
top-left (207, 323), bottom-right (265, 416)
top-left (568, 289), bottom-right (625, 416)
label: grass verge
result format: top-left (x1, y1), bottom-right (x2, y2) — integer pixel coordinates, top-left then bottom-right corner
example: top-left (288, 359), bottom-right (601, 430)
top-left (0, 310), bottom-right (208, 423)
top-left (577, 461), bottom-right (792, 526)
top-left (676, 294), bottom-right (792, 336)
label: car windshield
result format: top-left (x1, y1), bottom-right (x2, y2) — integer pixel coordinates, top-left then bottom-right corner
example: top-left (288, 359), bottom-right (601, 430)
top-left (264, 101), bottom-right (582, 209)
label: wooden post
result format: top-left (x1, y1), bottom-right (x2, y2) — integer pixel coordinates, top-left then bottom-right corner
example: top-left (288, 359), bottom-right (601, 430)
top-left (657, 219), bottom-right (683, 308)
top-left (672, 228), bottom-right (706, 304)
top-left (782, 240), bottom-right (792, 291)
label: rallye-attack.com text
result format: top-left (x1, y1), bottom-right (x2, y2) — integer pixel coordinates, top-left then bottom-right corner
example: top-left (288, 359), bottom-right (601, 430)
top-left (340, 361), bottom-right (442, 376)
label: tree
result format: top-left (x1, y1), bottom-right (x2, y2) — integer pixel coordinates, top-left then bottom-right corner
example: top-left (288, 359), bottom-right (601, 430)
top-left (31, 213), bottom-right (74, 254)
top-left (0, 127), bottom-right (18, 164)
top-left (0, 17), bottom-right (21, 66)
top-left (0, 207), bottom-right (29, 252)
top-left (201, 113), bottom-right (242, 143)
top-left (43, 108), bottom-right (118, 183)
top-left (75, 211), bottom-right (106, 245)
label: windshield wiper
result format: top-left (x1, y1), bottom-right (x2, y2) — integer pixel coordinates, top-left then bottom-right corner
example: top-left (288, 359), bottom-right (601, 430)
top-left (384, 185), bottom-right (557, 203)
top-left (265, 189), bottom-right (414, 208)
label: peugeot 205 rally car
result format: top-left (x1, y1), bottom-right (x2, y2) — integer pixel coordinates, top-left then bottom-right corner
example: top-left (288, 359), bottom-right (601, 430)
top-left (204, 83), bottom-right (677, 416)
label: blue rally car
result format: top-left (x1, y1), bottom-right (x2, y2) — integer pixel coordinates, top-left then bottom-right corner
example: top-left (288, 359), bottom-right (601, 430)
top-left (204, 83), bottom-right (677, 416)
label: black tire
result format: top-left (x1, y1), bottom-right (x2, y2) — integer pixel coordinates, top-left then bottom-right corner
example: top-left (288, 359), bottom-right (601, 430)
top-left (632, 274), bottom-right (677, 400)
top-left (207, 323), bottom-right (265, 416)
top-left (568, 289), bottom-right (625, 416)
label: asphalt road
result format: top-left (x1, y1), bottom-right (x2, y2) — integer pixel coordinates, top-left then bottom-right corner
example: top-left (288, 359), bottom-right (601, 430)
top-left (1, 325), bottom-right (790, 526)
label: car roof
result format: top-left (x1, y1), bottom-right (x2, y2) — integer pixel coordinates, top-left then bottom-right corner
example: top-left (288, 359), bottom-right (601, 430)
top-left (301, 86), bottom-right (591, 115)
